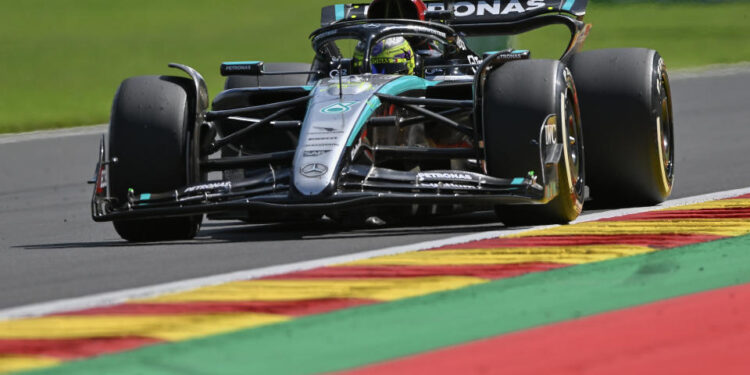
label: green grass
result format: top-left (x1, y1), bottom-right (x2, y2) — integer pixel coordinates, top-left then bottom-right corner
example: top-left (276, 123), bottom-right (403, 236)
top-left (517, 2), bottom-right (750, 63)
top-left (1, 1), bottom-right (749, 133)
top-left (0, 0), bottom-right (333, 133)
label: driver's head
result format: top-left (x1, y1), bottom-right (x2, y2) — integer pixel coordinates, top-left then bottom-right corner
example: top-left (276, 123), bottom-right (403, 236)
top-left (353, 37), bottom-right (415, 75)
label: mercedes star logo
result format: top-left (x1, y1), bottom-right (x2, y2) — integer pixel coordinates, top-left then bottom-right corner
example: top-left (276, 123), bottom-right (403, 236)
top-left (300, 163), bottom-right (328, 178)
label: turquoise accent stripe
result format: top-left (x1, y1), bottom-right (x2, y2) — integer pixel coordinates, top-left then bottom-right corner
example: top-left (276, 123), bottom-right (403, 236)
top-left (378, 75), bottom-right (439, 96)
top-left (346, 76), bottom-right (440, 146)
top-left (562, 0), bottom-right (576, 11)
top-left (511, 50), bottom-right (529, 54)
top-left (139, 193), bottom-right (151, 200)
top-left (511, 178), bottom-right (525, 185)
top-left (222, 61), bottom-right (261, 65)
top-left (347, 96), bottom-right (381, 146)
top-left (302, 85), bottom-right (314, 91)
top-left (334, 4), bottom-right (345, 20)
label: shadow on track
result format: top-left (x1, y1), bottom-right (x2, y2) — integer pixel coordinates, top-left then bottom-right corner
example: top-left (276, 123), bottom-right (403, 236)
top-left (201, 211), bottom-right (507, 242)
top-left (16, 211), bottom-right (512, 250)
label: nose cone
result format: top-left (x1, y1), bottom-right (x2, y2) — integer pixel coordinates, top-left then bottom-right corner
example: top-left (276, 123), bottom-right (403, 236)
top-left (293, 75), bottom-right (390, 198)
top-left (293, 88), bottom-right (369, 197)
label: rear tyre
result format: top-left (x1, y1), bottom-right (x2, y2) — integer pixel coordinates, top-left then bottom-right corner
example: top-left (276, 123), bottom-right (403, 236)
top-left (109, 76), bottom-right (202, 242)
top-left (569, 48), bottom-right (674, 206)
top-left (484, 60), bottom-right (585, 225)
top-left (224, 62), bottom-right (310, 90)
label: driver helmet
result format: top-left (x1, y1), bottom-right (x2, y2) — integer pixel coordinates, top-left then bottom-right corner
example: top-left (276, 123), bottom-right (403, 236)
top-left (353, 36), bottom-right (415, 75)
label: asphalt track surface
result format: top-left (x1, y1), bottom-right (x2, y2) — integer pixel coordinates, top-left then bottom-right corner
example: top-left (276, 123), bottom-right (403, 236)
top-left (0, 68), bottom-right (749, 310)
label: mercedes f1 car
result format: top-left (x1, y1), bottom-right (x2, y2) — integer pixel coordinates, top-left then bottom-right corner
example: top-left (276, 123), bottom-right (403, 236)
top-left (91, 0), bottom-right (675, 241)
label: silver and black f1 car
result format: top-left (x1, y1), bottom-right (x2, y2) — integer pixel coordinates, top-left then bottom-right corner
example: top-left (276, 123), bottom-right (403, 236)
top-left (91, 0), bottom-right (675, 242)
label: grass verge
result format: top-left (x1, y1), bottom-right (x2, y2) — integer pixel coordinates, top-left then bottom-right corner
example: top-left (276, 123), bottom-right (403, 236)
top-left (1, 1), bottom-right (749, 133)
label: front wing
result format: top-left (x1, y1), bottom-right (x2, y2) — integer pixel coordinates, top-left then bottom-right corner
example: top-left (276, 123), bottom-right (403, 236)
top-left (92, 150), bottom-right (555, 222)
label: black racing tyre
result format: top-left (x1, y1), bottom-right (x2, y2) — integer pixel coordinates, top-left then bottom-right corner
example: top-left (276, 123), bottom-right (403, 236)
top-left (484, 59), bottom-right (585, 225)
top-left (109, 75), bottom-right (202, 242)
top-left (224, 62), bottom-right (311, 90)
top-left (568, 48), bottom-right (674, 206)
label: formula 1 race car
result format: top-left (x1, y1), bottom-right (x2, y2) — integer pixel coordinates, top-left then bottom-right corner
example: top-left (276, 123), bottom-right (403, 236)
top-left (91, 0), bottom-right (675, 242)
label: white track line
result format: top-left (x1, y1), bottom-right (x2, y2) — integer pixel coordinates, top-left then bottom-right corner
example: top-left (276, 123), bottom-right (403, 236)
top-left (0, 124), bottom-right (106, 145)
top-left (1, 186), bottom-right (749, 321)
top-left (670, 62), bottom-right (750, 80)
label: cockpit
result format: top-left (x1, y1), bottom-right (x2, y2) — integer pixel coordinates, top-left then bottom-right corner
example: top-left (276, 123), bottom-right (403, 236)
top-left (309, 20), bottom-right (480, 81)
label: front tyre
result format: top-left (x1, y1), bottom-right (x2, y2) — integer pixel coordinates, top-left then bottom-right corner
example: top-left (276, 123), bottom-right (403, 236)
top-left (109, 76), bottom-right (202, 242)
top-left (484, 60), bottom-right (585, 225)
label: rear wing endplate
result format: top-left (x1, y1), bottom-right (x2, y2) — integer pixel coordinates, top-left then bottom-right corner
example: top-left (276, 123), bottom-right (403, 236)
top-left (321, 0), bottom-right (589, 26)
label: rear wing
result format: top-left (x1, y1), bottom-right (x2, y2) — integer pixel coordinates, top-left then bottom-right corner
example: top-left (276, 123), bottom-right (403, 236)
top-left (321, 0), bottom-right (589, 26)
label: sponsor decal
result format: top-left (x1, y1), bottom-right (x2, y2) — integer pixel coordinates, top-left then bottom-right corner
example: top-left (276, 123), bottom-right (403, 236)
top-left (312, 126), bottom-right (343, 133)
top-left (320, 101), bottom-right (358, 114)
top-left (308, 143), bottom-right (339, 147)
top-left (184, 181), bottom-right (232, 193)
top-left (220, 61), bottom-right (263, 75)
top-left (418, 172), bottom-right (475, 181)
top-left (303, 150), bottom-right (333, 157)
top-left (413, 26), bottom-right (447, 39)
top-left (426, 0), bottom-right (545, 16)
top-left (308, 137), bottom-right (339, 141)
top-left (300, 163), bottom-right (329, 178)
top-left (420, 182), bottom-right (479, 190)
top-left (494, 50), bottom-right (530, 61)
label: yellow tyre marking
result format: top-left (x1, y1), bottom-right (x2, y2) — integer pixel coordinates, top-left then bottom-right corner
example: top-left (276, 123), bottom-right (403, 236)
top-left (561, 91), bottom-right (574, 192)
top-left (339, 245), bottom-right (655, 266)
top-left (512, 219), bottom-right (750, 237)
top-left (656, 116), bottom-right (671, 194)
top-left (140, 277), bottom-right (486, 303)
top-left (0, 313), bottom-right (288, 341)
top-left (0, 355), bottom-right (59, 374)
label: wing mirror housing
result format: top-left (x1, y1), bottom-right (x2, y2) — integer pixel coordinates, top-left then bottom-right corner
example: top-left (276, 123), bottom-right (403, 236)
top-left (220, 61), bottom-right (264, 76)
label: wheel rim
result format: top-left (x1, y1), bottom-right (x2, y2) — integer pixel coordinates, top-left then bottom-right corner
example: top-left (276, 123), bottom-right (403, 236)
top-left (564, 93), bottom-right (585, 202)
top-left (658, 66), bottom-right (675, 187)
